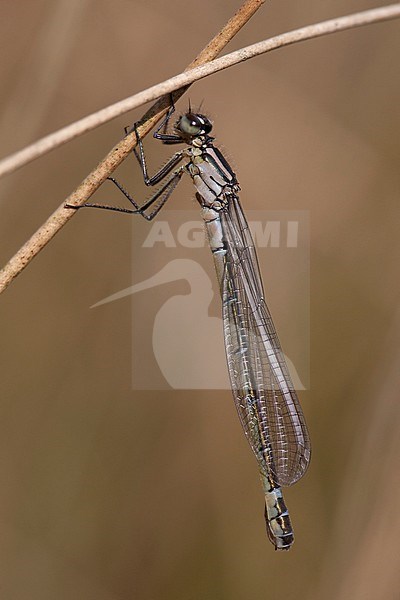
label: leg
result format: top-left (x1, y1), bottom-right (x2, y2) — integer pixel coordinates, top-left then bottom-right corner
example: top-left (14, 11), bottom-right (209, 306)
top-left (124, 93), bottom-right (176, 138)
top-left (133, 116), bottom-right (184, 186)
top-left (65, 168), bottom-right (184, 221)
top-left (124, 122), bottom-right (184, 186)
top-left (133, 141), bottom-right (184, 186)
top-left (124, 95), bottom-right (184, 185)
top-left (124, 114), bottom-right (182, 143)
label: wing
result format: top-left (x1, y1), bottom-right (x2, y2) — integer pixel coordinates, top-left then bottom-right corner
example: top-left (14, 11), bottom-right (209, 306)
top-left (220, 196), bottom-right (311, 486)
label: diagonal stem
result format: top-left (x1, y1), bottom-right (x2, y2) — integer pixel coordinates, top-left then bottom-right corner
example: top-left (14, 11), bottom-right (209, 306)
top-left (1, 2), bottom-right (400, 293)
top-left (0, 0), bottom-right (266, 293)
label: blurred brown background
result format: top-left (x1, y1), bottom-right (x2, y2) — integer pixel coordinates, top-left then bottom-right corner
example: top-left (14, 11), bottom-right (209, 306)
top-left (1, 1), bottom-right (400, 599)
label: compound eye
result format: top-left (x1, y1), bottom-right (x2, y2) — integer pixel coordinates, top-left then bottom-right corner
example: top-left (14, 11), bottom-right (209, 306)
top-left (179, 113), bottom-right (202, 135)
top-left (201, 118), bottom-right (213, 134)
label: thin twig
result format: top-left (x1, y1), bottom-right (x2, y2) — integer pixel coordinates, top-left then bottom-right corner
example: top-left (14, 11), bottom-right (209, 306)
top-left (0, 0), bottom-right (265, 294)
top-left (1, 3), bottom-right (400, 294)
top-left (1, 3), bottom-right (399, 181)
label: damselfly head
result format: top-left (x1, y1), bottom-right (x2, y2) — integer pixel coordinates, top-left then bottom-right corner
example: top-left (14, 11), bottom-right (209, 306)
top-left (176, 112), bottom-right (213, 138)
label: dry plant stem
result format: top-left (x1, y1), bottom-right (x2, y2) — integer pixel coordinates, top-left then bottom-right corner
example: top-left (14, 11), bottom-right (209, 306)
top-left (1, 3), bottom-right (399, 181)
top-left (0, 0), bottom-right (265, 294)
top-left (1, 4), bottom-right (400, 293)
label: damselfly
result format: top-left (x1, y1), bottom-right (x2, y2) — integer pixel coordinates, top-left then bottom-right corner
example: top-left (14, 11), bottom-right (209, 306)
top-left (66, 104), bottom-right (311, 550)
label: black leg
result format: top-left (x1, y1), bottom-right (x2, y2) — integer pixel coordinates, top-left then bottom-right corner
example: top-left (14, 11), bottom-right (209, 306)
top-left (133, 119), bottom-right (184, 186)
top-left (125, 95), bottom-right (185, 185)
top-left (125, 93), bottom-right (177, 142)
top-left (133, 137), bottom-right (184, 186)
top-left (65, 95), bottom-right (187, 220)
top-left (65, 168), bottom-right (184, 221)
